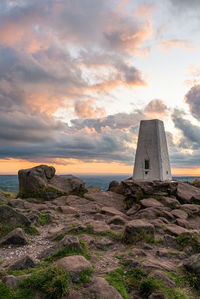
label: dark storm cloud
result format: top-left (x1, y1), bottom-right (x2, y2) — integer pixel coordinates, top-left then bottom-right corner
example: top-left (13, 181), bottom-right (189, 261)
top-left (71, 111), bottom-right (145, 133)
top-left (170, 0), bottom-right (200, 8)
top-left (185, 85), bottom-right (200, 120)
top-left (172, 109), bottom-right (200, 149)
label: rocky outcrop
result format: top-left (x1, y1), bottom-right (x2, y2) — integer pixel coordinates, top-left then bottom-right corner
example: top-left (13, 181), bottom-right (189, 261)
top-left (1, 167), bottom-right (200, 298)
top-left (18, 164), bottom-right (86, 199)
top-left (108, 179), bottom-right (200, 206)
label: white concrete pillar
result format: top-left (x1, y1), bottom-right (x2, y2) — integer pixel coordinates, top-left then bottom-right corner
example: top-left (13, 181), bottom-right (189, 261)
top-left (133, 119), bottom-right (172, 181)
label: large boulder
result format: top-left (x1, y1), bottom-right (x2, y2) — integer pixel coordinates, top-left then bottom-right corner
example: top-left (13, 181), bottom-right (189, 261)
top-left (18, 165), bottom-right (86, 199)
top-left (0, 205), bottom-right (30, 227)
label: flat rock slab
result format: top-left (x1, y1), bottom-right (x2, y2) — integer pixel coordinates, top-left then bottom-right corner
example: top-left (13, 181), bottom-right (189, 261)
top-left (171, 209), bottom-right (188, 219)
top-left (90, 220), bottom-right (110, 234)
top-left (140, 198), bottom-right (164, 208)
top-left (101, 206), bottom-right (125, 217)
top-left (89, 276), bottom-right (123, 299)
top-left (65, 196), bottom-right (90, 207)
top-left (165, 224), bottom-right (190, 236)
top-left (160, 197), bottom-right (180, 207)
top-left (56, 255), bottom-right (92, 282)
top-left (84, 191), bottom-right (125, 211)
top-left (177, 182), bottom-right (200, 203)
top-left (142, 258), bottom-right (176, 272)
top-left (59, 206), bottom-right (78, 214)
top-left (181, 204), bottom-right (200, 214)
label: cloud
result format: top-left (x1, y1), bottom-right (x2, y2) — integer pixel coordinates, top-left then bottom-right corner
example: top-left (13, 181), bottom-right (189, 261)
top-left (169, 0), bottom-right (200, 8)
top-left (159, 39), bottom-right (195, 51)
top-left (145, 99), bottom-right (167, 114)
top-left (74, 100), bottom-right (106, 118)
top-left (71, 110), bottom-right (145, 133)
top-left (172, 109), bottom-right (200, 148)
top-left (0, 0), bottom-right (160, 168)
top-left (185, 85), bottom-right (200, 120)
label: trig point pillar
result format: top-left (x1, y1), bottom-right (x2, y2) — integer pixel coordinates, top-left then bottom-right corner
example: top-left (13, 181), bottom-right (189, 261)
top-left (133, 119), bottom-right (172, 181)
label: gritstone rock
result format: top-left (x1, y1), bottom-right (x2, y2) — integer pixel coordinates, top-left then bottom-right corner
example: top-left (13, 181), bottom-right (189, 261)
top-left (18, 164), bottom-right (86, 199)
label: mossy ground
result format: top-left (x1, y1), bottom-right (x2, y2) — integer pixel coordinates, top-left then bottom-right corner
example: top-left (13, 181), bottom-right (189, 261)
top-left (38, 213), bottom-right (51, 226)
top-left (104, 264), bottom-right (192, 299)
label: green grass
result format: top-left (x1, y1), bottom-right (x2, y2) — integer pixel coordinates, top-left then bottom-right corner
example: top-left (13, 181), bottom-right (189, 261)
top-left (19, 265), bottom-right (70, 299)
top-left (176, 233), bottom-right (200, 253)
top-left (139, 276), bottom-right (164, 298)
top-left (0, 224), bottom-right (15, 239)
top-left (123, 229), bottom-right (155, 244)
top-left (0, 201), bottom-right (9, 206)
top-left (104, 268), bottom-right (129, 299)
top-left (25, 224), bottom-right (40, 235)
top-left (38, 213), bottom-right (51, 226)
top-left (78, 268), bottom-right (93, 284)
top-left (45, 243), bottom-right (91, 262)
top-left (104, 265), bottom-right (192, 299)
top-left (0, 280), bottom-right (33, 299)
top-left (0, 223), bottom-right (39, 240)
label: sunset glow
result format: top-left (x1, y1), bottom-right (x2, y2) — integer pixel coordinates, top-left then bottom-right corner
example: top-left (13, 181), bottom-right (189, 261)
top-left (0, 0), bottom-right (200, 175)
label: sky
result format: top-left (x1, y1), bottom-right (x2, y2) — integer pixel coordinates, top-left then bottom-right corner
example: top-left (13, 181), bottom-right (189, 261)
top-left (0, 0), bottom-right (200, 175)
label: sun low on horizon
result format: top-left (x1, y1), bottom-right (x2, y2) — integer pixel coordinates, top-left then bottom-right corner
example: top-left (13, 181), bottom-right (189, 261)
top-left (0, 0), bottom-right (200, 176)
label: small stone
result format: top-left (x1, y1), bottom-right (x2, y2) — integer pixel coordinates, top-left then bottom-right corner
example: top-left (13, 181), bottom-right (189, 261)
top-left (90, 220), bottom-right (110, 234)
top-left (140, 198), bottom-right (164, 208)
top-left (165, 224), bottom-right (189, 236)
top-left (101, 206), bottom-right (124, 217)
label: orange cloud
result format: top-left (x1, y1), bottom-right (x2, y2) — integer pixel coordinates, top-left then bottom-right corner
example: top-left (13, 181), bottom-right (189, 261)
top-left (159, 40), bottom-right (196, 51)
top-left (74, 100), bottom-right (106, 118)
top-left (135, 4), bottom-right (155, 17)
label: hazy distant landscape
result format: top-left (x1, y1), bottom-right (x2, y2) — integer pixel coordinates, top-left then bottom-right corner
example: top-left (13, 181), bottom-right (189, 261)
top-left (1, 174), bottom-right (200, 193)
